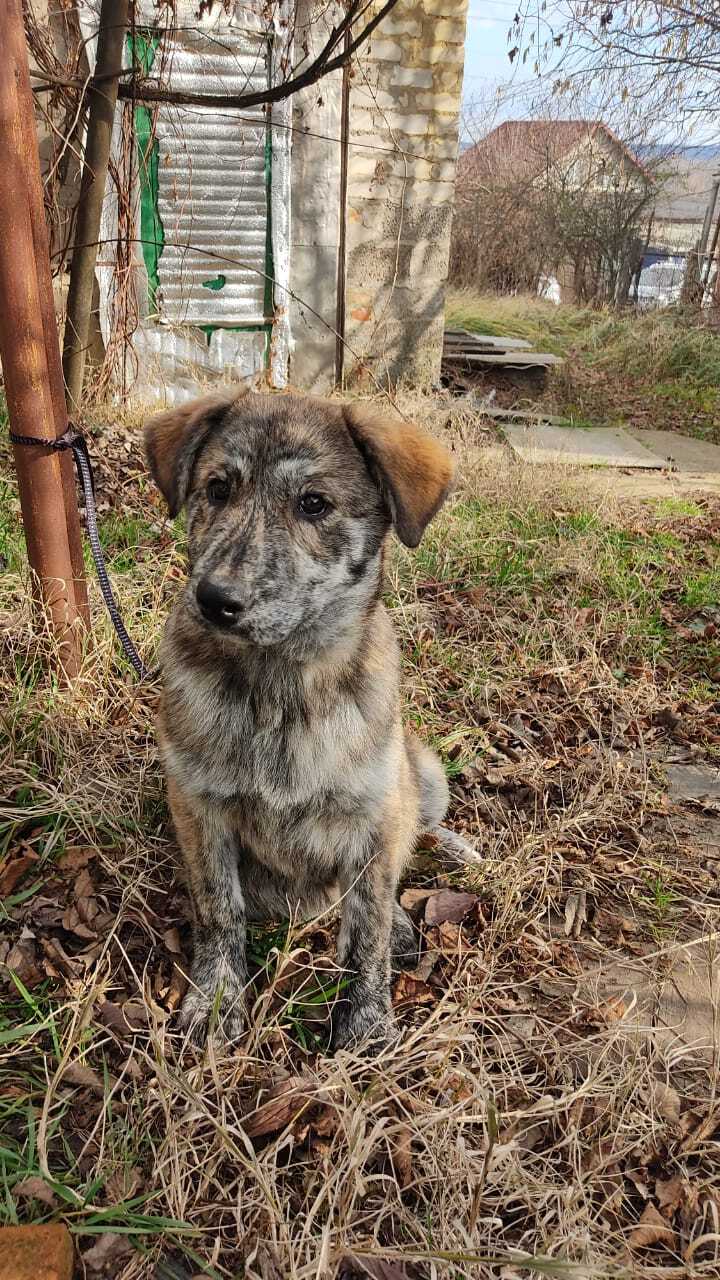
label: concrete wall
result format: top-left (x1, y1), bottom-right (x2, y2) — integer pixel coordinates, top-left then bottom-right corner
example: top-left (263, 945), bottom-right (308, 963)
top-left (287, 1), bottom-right (343, 392)
top-left (652, 219), bottom-right (702, 254)
top-left (343, 0), bottom-right (468, 387)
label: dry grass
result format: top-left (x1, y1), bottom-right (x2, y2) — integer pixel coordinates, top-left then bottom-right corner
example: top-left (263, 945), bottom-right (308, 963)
top-left (1, 400), bottom-right (720, 1279)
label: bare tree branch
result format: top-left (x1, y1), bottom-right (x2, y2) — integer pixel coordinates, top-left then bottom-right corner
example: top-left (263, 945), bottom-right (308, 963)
top-left (115, 0), bottom-right (400, 111)
top-left (31, 1), bottom-right (401, 110)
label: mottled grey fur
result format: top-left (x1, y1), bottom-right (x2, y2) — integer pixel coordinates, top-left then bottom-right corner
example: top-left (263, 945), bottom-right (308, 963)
top-left (145, 391), bottom-right (455, 1050)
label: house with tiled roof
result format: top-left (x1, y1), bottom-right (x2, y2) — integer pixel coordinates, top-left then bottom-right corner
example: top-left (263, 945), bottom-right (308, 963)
top-left (455, 119), bottom-right (655, 303)
top-left (460, 119), bottom-right (652, 193)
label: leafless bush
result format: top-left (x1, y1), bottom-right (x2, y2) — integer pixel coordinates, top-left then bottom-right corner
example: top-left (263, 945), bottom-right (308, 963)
top-left (515, 2), bottom-right (720, 139)
top-left (450, 105), bottom-right (659, 306)
top-left (24, 0), bottom-right (91, 274)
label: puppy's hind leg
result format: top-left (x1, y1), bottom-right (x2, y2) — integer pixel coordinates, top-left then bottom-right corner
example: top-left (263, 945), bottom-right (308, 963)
top-left (405, 731), bottom-right (484, 867)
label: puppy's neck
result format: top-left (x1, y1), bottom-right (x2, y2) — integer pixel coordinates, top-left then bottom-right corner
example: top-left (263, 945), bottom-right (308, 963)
top-left (237, 598), bottom-right (379, 687)
top-left (170, 593), bottom-right (381, 697)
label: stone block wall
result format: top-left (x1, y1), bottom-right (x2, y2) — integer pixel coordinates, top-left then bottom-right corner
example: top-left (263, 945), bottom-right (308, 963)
top-left (288, 1), bottom-right (343, 392)
top-left (343, 0), bottom-right (468, 387)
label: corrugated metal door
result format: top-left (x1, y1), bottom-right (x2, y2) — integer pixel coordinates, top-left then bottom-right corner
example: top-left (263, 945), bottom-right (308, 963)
top-left (85, 0), bottom-right (292, 401)
top-left (140, 23), bottom-right (270, 328)
top-left (124, 2), bottom-right (289, 400)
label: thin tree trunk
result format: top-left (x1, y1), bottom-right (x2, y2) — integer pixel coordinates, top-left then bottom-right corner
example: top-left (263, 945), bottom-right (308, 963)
top-left (62, 0), bottom-right (128, 414)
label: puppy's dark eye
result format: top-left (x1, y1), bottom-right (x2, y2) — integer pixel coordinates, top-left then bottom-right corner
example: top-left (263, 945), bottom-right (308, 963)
top-left (298, 493), bottom-right (329, 519)
top-left (207, 477), bottom-right (230, 505)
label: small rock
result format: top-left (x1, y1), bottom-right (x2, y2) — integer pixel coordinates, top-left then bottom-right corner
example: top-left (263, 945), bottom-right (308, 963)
top-left (0, 1224), bottom-right (73, 1280)
top-left (666, 763), bottom-right (720, 809)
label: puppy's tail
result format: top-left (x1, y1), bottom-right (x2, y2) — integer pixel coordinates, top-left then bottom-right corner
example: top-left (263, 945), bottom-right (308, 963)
top-left (430, 824), bottom-right (484, 868)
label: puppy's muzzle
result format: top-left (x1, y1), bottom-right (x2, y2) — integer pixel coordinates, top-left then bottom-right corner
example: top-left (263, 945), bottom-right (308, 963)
top-left (196, 576), bottom-right (244, 629)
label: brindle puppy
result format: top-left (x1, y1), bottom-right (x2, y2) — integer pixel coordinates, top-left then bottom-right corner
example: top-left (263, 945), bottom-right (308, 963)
top-left (145, 390), bottom-right (455, 1050)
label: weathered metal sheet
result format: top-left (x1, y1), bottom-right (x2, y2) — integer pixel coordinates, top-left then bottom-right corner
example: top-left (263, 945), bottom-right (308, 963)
top-left (152, 25), bottom-right (269, 326)
top-left (131, 325), bottom-right (268, 407)
top-left (502, 423), bottom-right (666, 470)
top-left (269, 6), bottom-right (292, 387)
top-left (81, 0), bottom-right (293, 400)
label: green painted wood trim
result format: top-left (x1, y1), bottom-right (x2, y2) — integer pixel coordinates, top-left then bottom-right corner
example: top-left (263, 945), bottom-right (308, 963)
top-left (129, 32), bottom-right (163, 313)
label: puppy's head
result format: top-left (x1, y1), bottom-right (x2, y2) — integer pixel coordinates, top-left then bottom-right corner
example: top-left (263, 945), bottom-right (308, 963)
top-left (144, 392), bottom-right (454, 652)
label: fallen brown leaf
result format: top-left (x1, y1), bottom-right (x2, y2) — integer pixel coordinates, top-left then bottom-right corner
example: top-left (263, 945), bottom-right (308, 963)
top-left (163, 927), bottom-right (182, 954)
top-left (464, 587), bottom-right (487, 607)
top-left (25, 894), bottom-right (65, 929)
top-left (484, 765), bottom-right (516, 786)
top-left (62, 1061), bottom-right (112, 1095)
top-left (580, 995), bottom-right (628, 1026)
top-left (651, 1080), bottom-right (681, 1126)
top-left (122, 1000), bottom-right (151, 1028)
top-left (243, 1077), bottom-right (313, 1139)
top-left (424, 889), bottom-right (479, 926)
top-left (12, 1176), bottom-right (56, 1207)
top-left (40, 936), bottom-right (81, 978)
top-left (72, 868), bottom-right (96, 899)
top-left (412, 948), bottom-right (439, 981)
top-left (399, 887), bottom-right (435, 914)
top-left (58, 845), bottom-right (96, 872)
top-left (95, 999), bottom-right (132, 1037)
top-left (105, 1165), bottom-right (141, 1204)
top-left (2, 937), bottom-right (43, 989)
top-left (437, 919), bottom-right (473, 951)
top-left (679, 1103), bottom-right (720, 1153)
top-left (312, 1105), bottom-right (340, 1139)
top-left (0, 852), bottom-right (38, 896)
top-left (629, 1203), bottom-right (676, 1250)
top-left (656, 1175), bottom-right (685, 1216)
top-left (61, 903), bottom-right (97, 940)
top-left (82, 1231), bottom-right (134, 1273)
top-left (392, 972), bottom-right (436, 1007)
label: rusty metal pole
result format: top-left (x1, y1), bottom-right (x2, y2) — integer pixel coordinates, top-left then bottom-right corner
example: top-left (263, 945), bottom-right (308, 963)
top-left (7, 0), bottom-right (90, 627)
top-left (0, 0), bottom-right (85, 677)
top-left (62, 0), bottom-right (129, 414)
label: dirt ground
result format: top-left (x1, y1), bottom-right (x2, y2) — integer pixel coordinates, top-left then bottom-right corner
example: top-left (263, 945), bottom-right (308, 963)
top-left (1, 391), bottom-right (719, 1279)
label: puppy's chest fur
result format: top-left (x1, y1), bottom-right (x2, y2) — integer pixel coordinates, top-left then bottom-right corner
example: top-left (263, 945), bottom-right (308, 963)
top-left (159, 603), bottom-right (402, 870)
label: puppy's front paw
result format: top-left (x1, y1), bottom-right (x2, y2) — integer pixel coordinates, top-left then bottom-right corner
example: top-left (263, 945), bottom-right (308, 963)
top-left (331, 994), bottom-right (398, 1054)
top-left (177, 970), bottom-right (246, 1043)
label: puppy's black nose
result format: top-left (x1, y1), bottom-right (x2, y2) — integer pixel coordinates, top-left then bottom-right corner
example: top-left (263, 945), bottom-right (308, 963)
top-left (196, 577), bottom-right (243, 628)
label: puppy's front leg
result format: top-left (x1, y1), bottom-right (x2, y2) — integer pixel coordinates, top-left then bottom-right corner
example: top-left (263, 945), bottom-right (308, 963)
top-left (167, 779), bottom-right (247, 1040)
top-left (332, 839), bottom-right (397, 1051)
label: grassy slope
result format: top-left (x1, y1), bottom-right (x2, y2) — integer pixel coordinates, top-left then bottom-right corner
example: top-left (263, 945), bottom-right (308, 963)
top-left (447, 288), bottom-right (720, 441)
top-left (1, 403), bottom-right (720, 1277)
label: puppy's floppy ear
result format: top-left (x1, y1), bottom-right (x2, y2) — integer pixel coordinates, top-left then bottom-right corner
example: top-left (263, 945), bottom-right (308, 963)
top-left (343, 405), bottom-right (455, 548)
top-left (143, 393), bottom-right (237, 516)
